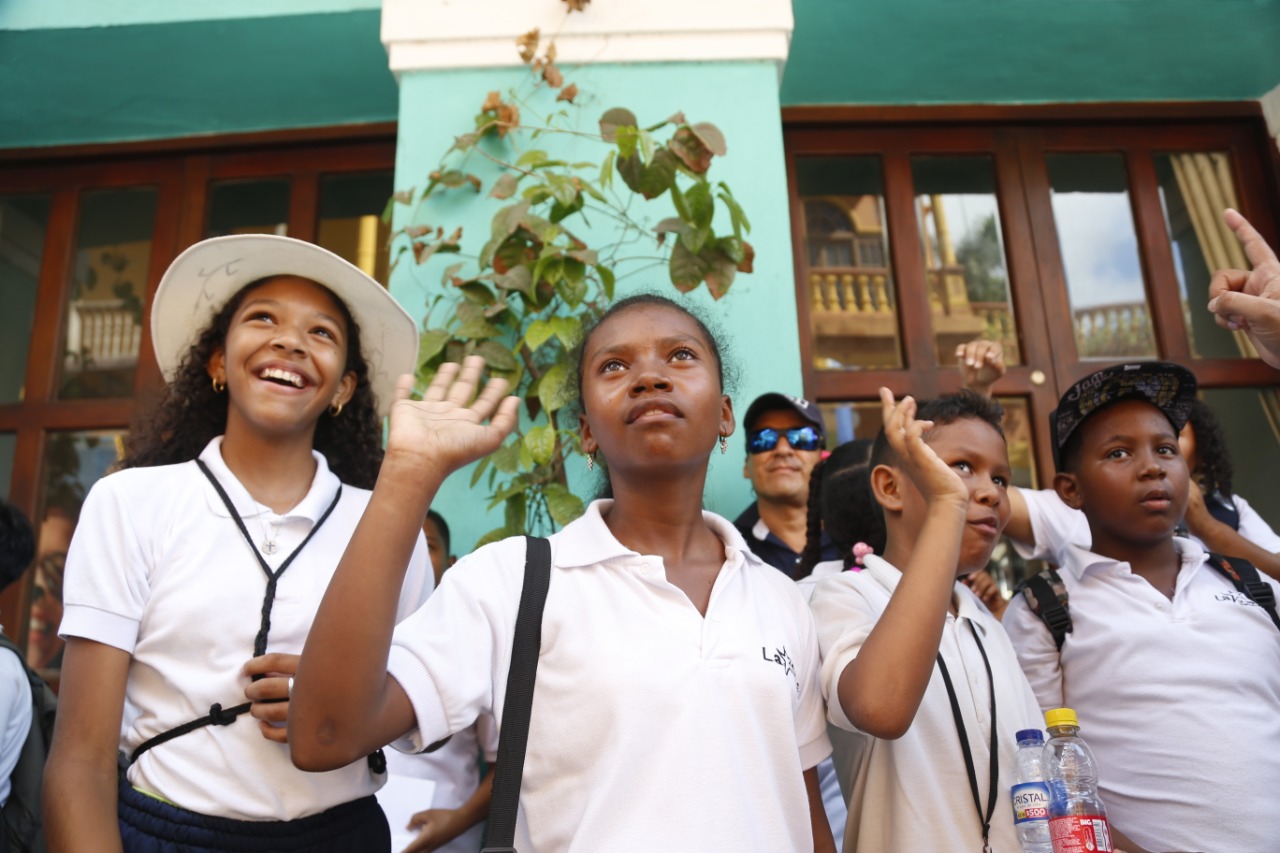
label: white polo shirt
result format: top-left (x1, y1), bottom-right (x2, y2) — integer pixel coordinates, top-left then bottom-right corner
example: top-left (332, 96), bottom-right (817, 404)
top-left (0, 634), bottom-right (31, 806)
top-left (60, 437), bottom-right (432, 821)
top-left (1003, 537), bottom-right (1280, 853)
top-left (809, 555), bottom-right (1043, 853)
top-left (387, 499), bottom-right (831, 853)
top-left (1014, 487), bottom-right (1280, 565)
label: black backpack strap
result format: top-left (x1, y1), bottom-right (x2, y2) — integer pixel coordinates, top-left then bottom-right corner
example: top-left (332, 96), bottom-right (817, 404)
top-left (1015, 567), bottom-right (1072, 651)
top-left (482, 536), bottom-right (552, 853)
top-left (1207, 552), bottom-right (1280, 634)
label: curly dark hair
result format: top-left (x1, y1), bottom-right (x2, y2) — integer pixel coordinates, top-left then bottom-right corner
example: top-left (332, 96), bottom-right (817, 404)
top-left (796, 439), bottom-right (884, 578)
top-left (0, 499), bottom-right (35, 591)
top-left (1185, 398), bottom-right (1233, 498)
top-left (870, 389), bottom-right (1006, 470)
top-left (122, 278), bottom-right (385, 489)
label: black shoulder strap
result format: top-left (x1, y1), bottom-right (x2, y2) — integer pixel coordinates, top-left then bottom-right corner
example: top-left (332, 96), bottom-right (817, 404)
top-left (1016, 567), bottom-right (1072, 651)
top-left (1207, 552), bottom-right (1280, 634)
top-left (482, 536), bottom-right (552, 853)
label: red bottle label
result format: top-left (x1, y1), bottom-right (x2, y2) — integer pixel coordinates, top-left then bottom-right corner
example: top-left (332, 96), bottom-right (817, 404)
top-left (1049, 814), bottom-right (1113, 852)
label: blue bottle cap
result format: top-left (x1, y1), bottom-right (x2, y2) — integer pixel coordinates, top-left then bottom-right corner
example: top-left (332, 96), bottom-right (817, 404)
top-left (1015, 728), bottom-right (1044, 744)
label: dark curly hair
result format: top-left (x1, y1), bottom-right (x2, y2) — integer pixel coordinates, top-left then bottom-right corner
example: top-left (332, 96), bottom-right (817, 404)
top-left (870, 389), bottom-right (1006, 470)
top-left (122, 278), bottom-right (385, 489)
top-left (1185, 398), bottom-right (1233, 498)
top-left (796, 439), bottom-right (884, 578)
top-left (0, 499), bottom-right (35, 591)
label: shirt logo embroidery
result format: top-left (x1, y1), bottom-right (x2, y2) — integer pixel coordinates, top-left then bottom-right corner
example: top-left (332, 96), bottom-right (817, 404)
top-left (1215, 591), bottom-right (1259, 608)
top-left (762, 646), bottom-right (800, 695)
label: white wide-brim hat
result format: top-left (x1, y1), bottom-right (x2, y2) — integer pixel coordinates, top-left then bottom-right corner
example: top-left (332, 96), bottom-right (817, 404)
top-left (151, 234), bottom-right (418, 415)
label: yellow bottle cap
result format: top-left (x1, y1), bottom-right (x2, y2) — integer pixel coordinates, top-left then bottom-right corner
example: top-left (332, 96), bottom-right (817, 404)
top-left (1045, 707), bottom-right (1079, 729)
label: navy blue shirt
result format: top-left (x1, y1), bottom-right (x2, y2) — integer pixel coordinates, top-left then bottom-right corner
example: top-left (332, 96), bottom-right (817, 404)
top-left (733, 503), bottom-right (840, 579)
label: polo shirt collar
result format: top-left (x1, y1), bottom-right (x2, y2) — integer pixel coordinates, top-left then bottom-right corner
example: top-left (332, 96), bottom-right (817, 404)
top-left (553, 499), bottom-right (754, 570)
top-left (859, 553), bottom-right (990, 635)
top-left (1061, 535), bottom-right (1207, 581)
top-left (197, 436), bottom-right (340, 522)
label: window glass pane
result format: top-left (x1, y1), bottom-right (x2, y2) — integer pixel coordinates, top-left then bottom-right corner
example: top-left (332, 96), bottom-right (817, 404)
top-left (27, 429), bottom-right (126, 674)
top-left (1154, 152), bottom-right (1250, 360)
top-left (913, 157), bottom-right (1021, 366)
top-left (0, 433), bottom-right (14, 500)
top-left (1198, 387), bottom-right (1280, 528)
top-left (796, 157), bottom-right (902, 370)
top-left (58, 188), bottom-right (157, 400)
top-left (0, 195), bottom-right (50, 404)
top-left (1047, 154), bottom-right (1157, 359)
top-left (206, 179), bottom-right (290, 238)
top-left (317, 172), bottom-right (393, 285)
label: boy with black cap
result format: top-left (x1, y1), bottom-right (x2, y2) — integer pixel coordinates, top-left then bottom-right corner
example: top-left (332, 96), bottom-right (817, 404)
top-left (734, 392), bottom-right (840, 576)
top-left (1003, 363), bottom-right (1280, 853)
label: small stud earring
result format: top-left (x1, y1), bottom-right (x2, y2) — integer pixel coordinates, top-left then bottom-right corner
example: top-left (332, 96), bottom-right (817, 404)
top-left (719, 435), bottom-right (728, 454)
top-left (329, 401), bottom-right (344, 417)
top-left (212, 377), bottom-right (225, 393)
top-left (586, 452), bottom-right (595, 472)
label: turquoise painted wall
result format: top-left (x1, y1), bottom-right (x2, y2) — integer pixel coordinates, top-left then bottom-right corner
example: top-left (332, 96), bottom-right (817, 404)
top-left (390, 62), bottom-right (801, 552)
top-left (783, 0), bottom-right (1280, 105)
top-left (0, 0), bottom-right (379, 30)
top-left (0, 9), bottom-right (397, 149)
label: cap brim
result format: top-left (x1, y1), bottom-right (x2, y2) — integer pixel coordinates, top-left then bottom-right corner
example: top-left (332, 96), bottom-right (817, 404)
top-left (151, 235), bottom-right (418, 415)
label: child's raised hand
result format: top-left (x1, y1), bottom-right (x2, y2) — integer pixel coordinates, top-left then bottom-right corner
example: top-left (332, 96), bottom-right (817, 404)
top-left (879, 387), bottom-right (967, 510)
top-left (386, 356), bottom-right (520, 476)
top-left (956, 339), bottom-right (1005, 394)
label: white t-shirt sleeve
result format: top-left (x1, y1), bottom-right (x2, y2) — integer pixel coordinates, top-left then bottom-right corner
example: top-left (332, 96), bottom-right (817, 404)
top-left (0, 646), bottom-right (31, 806)
top-left (808, 575), bottom-right (878, 733)
top-left (1011, 488), bottom-right (1090, 565)
top-left (476, 712), bottom-right (499, 764)
top-left (395, 530), bottom-right (435, 621)
top-left (386, 537), bottom-right (524, 753)
top-left (1000, 593), bottom-right (1064, 712)
top-left (59, 472), bottom-right (149, 652)
top-left (1233, 494), bottom-right (1280, 555)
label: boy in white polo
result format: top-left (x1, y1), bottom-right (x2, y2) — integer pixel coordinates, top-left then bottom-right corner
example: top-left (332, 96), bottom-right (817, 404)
top-left (1003, 362), bottom-right (1280, 853)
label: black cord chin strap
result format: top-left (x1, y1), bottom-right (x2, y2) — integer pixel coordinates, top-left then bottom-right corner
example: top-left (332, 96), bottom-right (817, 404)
top-left (935, 619), bottom-right (999, 853)
top-left (128, 459), bottom-right (342, 766)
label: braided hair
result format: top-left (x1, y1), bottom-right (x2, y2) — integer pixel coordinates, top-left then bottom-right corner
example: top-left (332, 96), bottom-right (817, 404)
top-left (796, 439), bottom-right (883, 578)
top-left (121, 278), bottom-right (385, 489)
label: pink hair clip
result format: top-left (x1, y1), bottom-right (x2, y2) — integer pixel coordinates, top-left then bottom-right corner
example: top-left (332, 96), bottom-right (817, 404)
top-left (850, 542), bottom-right (873, 570)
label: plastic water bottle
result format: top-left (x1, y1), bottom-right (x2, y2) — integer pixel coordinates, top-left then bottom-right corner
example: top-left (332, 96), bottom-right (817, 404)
top-left (1010, 729), bottom-right (1052, 852)
top-left (1042, 708), bottom-right (1114, 853)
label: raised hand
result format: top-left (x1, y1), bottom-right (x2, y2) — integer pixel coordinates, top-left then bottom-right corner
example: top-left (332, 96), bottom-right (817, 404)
top-left (385, 356), bottom-right (520, 476)
top-left (1208, 209), bottom-right (1280, 369)
top-left (955, 339), bottom-right (1005, 395)
top-left (879, 387), bottom-right (967, 510)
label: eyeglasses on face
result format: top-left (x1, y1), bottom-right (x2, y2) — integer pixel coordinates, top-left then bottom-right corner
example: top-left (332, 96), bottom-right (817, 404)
top-left (746, 426), bottom-right (823, 454)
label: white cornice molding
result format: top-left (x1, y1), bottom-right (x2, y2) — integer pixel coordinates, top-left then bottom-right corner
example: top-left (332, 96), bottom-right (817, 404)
top-left (1262, 81), bottom-right (1280, 153)
top-left (381, 0), bottom-right (794, 76)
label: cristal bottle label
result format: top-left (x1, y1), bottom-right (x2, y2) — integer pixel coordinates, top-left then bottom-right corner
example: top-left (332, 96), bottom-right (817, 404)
top-left (1011, 781), bottom-right (1050, 823)
top-left (1049, 814), bottom-right (1113, 852)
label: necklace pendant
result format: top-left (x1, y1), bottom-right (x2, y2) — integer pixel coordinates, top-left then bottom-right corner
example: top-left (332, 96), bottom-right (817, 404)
top-left (262, 540), bottom-right (278, 555)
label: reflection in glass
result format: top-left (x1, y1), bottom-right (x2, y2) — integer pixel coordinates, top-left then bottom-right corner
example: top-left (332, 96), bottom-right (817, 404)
top-left (0, 433), bottom-right (14, 500)
top-left (1047, 154), bottom-right (1157, 359)
top-left (1155, 152), bottom-right (1250, 360)
top-left (796, 158), bottom-right (902, 370)
top-left (58, 188), bottom-right (157, 400)
top-left (28, 430), bottom-right (126, 673)
top-left (0, 195), bottom-right (50, 404)
top-left (206, 179), bottom-right (290, 238)
top-left (318, 173), bottom-right (393, 285)
top-left (913, 157), bottom-right (1020, 366)
top-left (1199, 387), bottom-right (1280, 528)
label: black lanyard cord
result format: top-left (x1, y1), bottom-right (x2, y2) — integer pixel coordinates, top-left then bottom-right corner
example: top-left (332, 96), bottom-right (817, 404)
top-left (195, 458), bottom-right (342, 658)
top-left (935, 619), bottom-right (998, 853)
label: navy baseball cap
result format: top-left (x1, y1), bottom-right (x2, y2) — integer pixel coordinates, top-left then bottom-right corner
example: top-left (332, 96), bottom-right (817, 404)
top-left (1050, 362), bottom-right (1197, 470)
top-left (744, 393), bottom-right (825, 437)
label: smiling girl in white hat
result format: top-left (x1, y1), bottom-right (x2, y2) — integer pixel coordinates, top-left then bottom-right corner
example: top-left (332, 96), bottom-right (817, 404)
top-left (43, 235), bottom-right (429, 852)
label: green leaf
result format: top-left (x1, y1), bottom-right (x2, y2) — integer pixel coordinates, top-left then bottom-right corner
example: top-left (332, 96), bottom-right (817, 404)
top-left (440, 262), bottom-right (465, 286)
top-left (679, 225), bottom-right (711, 255)
top-left (637, 129), bottom-right (656, 166)
top-left (669, 184), bottom-right (691, 221)
top-left (490, 173), bottom-right (520, 200)
top-left (549, 315), bottom-right (581, 347)
top-left (516, 149), bottom-right (550, 169)
top-left (537, 362), bottom-right (574, 413)
top-left (457, 281), bottom-right (497, 305)
top-left (718, 183), bottom-right (752, 235)
top-left (544, 482), bottom-right (585, 527)
top-left (490, 441), bottom-right (522, 474)
top-left (546, 175), bottom-right (577, 208)
top-left (616, 149), bottom-right (678, 200)
top-left (504, 492), bottom-right (528, 534)
top-left (614, 126), bottom-right (639, 160)
top-left (417, 329), bottom-right (451, 367)
top-left (525, 318), bottom-right (556, 351)
top-left (476, 340), bottom-right (519, 371)
top-left (432, 170), bottom-right (482, 190)
top-left (599, 107), bottom-right (638, 142)
top-left (524, 423), bottom-right (556, 466)
top-left (491, 201), bottom-right (533, 241)
top-left (599, 150), bottom-right (615, 191)
top-left (669, 241), bottom-right (712, 292)
top-left (496, 265), bottom-right (532, 294)
top-left (474, 525), bottom-right (513, 549)
top-left (597, 265), bottom-right (616, 300)
top-left (685, 181), bottom-right (714, 229)
top-left (549, 192), bottom-right (585, 224)
top-left (455, 302), bottom-right (502, 339)
top-left (668, 125), bottom-right (714, 174)
top-left (702, 246), bottom-right (738, 300)
top-left (469, 454), bottom-right (491, 488)
top-left (717, 235), bottom-right (745, 264)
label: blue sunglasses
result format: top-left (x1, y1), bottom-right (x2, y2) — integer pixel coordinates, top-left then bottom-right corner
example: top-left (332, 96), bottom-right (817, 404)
top-left (747, 426), bottom-right (823, 454)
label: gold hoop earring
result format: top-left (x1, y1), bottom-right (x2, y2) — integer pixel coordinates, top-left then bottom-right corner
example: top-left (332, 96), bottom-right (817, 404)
top-left (586, 452), bottom-right (595, 472)
top-left (329, 401), bottom-right (344, 417)
top-left (719, 435), bottom-right (728, 454)
top-left (211, 377), bottom-right (225, 393)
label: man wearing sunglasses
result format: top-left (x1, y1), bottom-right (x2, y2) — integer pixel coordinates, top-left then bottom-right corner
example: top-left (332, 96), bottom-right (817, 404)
top-left (733, 393), bottom-right (839, 577)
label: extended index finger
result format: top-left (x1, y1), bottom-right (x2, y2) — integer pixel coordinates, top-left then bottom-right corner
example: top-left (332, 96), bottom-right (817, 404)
top-left (1224, 208), bottom-right (1279, 269)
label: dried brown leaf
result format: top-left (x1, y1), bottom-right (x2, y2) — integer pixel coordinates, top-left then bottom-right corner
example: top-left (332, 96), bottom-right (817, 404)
top-left (562, 0), bottom-right (590, 10)
top-left (404, 224), bottom-right (434, 238)
top-left (542, 63), bottom-right (564, 88)
top-left (556, 83), bottom-right (578, 103)
top-left (516, 28), bottom-right (540, 64)
top-left (481, 90), bottom-right (503, 112)
top-left (495, 103), bottom-right (521, 137)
